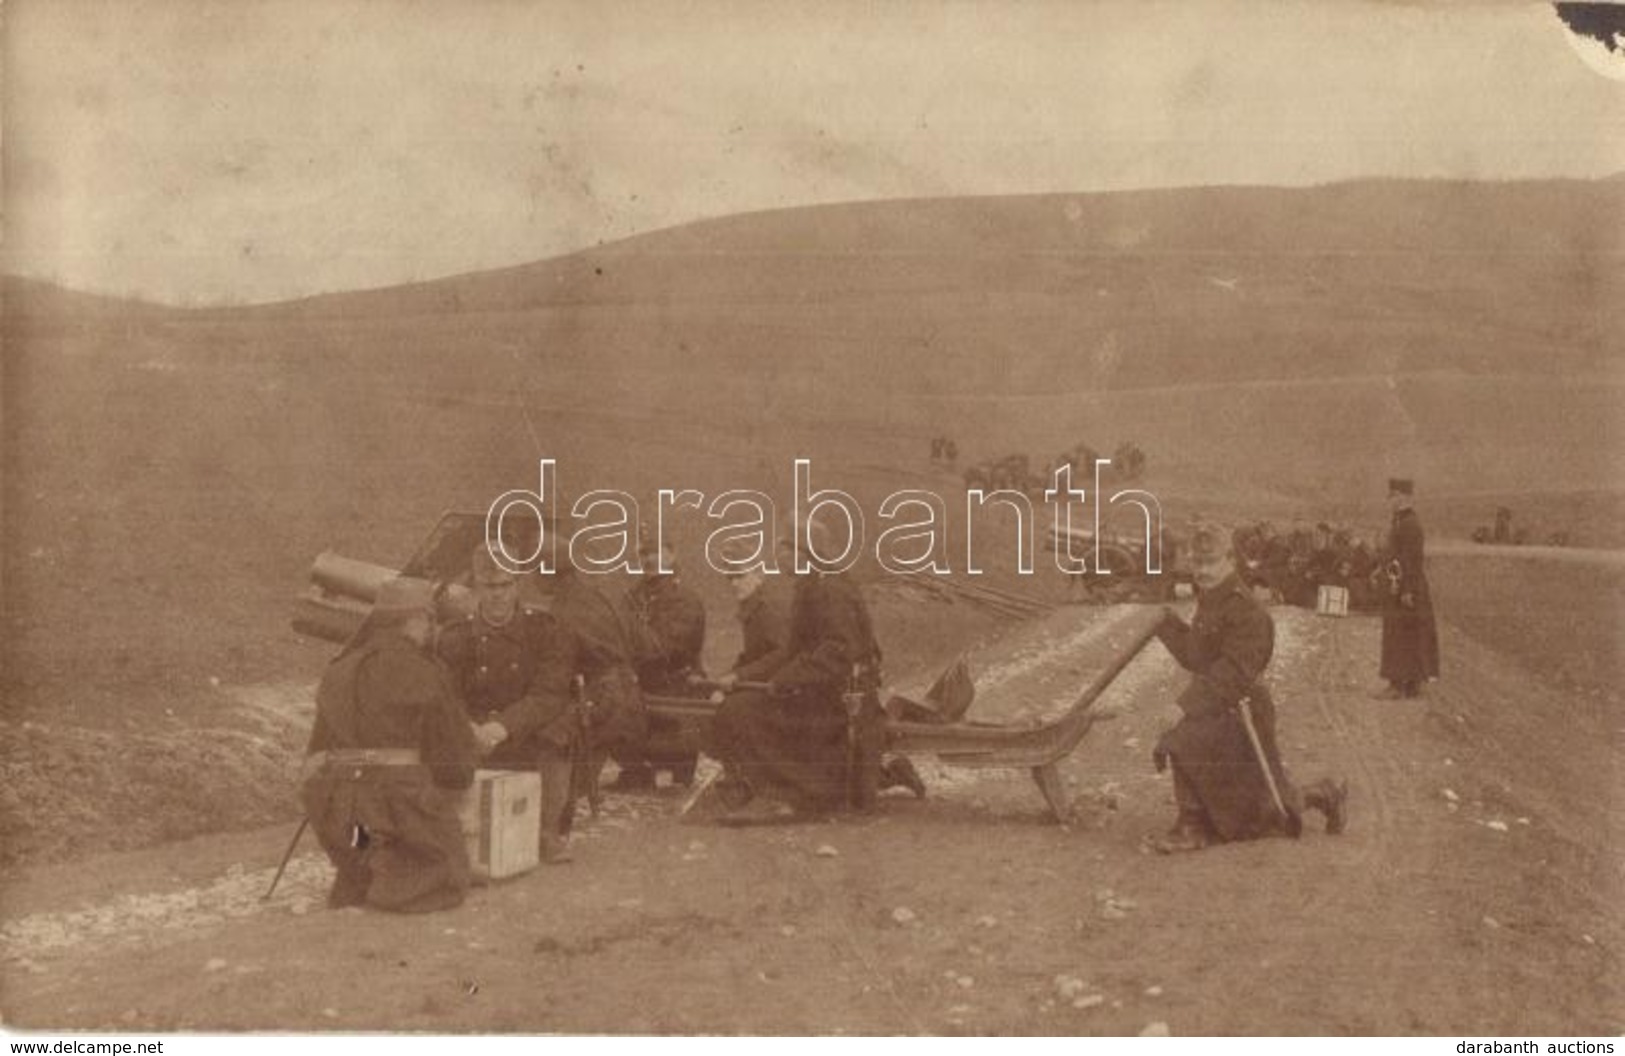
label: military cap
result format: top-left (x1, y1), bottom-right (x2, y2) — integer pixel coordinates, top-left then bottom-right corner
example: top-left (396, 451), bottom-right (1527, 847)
top-left (1387, 478), bottom-right (1414, 496)
top-left (1187, 522), bottom-right (1234, 562)
top-left (470, 542), bottom-right (516, 580)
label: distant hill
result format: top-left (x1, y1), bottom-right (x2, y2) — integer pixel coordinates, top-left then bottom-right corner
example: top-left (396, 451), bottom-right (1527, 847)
top-left (6, 177), bottom-right (1621, 503)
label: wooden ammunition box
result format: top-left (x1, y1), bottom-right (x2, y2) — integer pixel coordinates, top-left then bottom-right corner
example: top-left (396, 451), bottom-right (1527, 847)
top-left (456, 769), bottom-right (540, 881)
top-left (1316, 585), bottom-right (1350, 617)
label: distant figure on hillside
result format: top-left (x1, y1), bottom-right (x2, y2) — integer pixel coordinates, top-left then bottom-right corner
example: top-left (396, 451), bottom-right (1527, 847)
top-left (1148, 523), bottom-right (1347, 853)
top-left (301, 578), bottom-right (476, 911)
top-left (1375, 479), bottom-right (1440, 700)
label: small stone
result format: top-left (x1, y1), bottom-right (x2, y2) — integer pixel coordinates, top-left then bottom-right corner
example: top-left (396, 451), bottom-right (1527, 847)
top-left (687, 840), bottom-right (706, 852)
top-left (1516, 817), bottom-right (1530, 826)
top-left (815, 844), bottom-right (840, 858)
top-left (1122, 737), bottom-right (1140, 749)
top-left (1582, 934), bottom-right (1595, 945)
top-left (1054, 975), bottom-right (1086, 1000)
top-left (891, 906), bottom-right (917, 926)
top-left (1073, 994), bottom-right (1105, 1010)
top-left (1140, 1021), bottom-right (1170, 1037)
top-left (1441, 789), bottom-right (1459, 803)
top-left (1100, 905), bottom-right (1128, 921)
top-left (967, 944), bottom-right (984, 957)
top-left (957, 976), bottom-right (975, 989)
top-left (1446, 802), bottom-right (1459, 813)
top-left (948, 1004), bottom-right (973, 1015)
top-left (1482, 916), bottom-right (1501, 929)
top-left (1444, 757), bottom-right (1455, 767)
top-left (779, 925), bottom-right (798, 938)
top-left (322, 1008), bottom-right (339, 1019)
top-left (1485, 820), bottom-right (1509, 833)
top-left (1145, 985), bottom-right (1163, 997)
top-left (209, 676), bottom-right (221, 688)
top-left (976, 915), bottom-right (998, 928)
top-left (204, 958), bottom-right (228, 972)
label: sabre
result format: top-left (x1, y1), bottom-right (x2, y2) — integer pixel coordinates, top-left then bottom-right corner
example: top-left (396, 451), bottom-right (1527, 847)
top-left (1235, 698), bottom-right (1297, 836)
top-left (262, 817), bottom-right (308, 901)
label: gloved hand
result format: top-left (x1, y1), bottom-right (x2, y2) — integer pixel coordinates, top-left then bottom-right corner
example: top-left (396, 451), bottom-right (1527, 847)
top-left (714, 671), bottom-right (739, 691)
top-left (1400, 592), bottom-right (1415, 610)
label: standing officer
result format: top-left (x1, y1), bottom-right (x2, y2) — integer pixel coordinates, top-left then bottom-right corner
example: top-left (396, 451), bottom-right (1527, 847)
top-left (1376, 478), bottom-right (1440, 699)
top-left (438, 545), bottom-right (580, 864)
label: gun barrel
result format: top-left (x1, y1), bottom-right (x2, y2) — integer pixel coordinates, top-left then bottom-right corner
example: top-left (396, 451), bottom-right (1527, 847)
top-left (310, 551), bottom-right (400, 603)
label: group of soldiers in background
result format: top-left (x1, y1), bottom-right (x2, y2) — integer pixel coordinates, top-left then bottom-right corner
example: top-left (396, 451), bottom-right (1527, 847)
top-left (1231, 520), bottom-right (1384, 612)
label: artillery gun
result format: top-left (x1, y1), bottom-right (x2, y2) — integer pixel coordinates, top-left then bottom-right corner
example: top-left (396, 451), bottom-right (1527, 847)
top-left (294, 511), bottom-right (1159, 821)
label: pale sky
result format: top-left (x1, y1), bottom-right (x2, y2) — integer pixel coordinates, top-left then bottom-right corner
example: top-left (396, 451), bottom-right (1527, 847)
top-left (4, 0), bottom-right (1622, 305)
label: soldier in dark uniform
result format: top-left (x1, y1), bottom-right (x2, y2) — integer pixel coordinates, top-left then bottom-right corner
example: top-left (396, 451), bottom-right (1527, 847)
top-left (710, 521), bottom-right (921, 819)
top-left (1149, 524), bottom-right (1347, 853)
top-left (627, 539), bottom-right (708, 786)
top-left (1375, 479), bottom-right (1441, 699)
top-left (436, 545), bottom-right (580, 864)
top-left (301, 578), bottom-right (477, 911)
top-left (549, 539), bottom-right (652, 796)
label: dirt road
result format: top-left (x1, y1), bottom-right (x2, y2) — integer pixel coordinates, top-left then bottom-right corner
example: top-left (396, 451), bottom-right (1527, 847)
top-left (2, 604), bottom-right (1618, 1035)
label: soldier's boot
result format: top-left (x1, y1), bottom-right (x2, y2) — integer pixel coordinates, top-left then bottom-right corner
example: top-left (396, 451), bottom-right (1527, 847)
top-left (539, 755), bottom-right (575, 864)
top-left (1302, 778), bottom-right (1349, 836)
top-left (1149, 807), bottom-right (1211, 854)
top-left (879, 756), bottom-right (927, 799)
top-left (667, 753), bottom-right (699, 789)
top-left (326, 863), bottom-right (373, 909)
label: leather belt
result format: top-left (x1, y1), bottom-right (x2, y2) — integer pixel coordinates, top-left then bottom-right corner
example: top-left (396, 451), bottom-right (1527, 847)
top-left (308, 747), bottom-right (422, 768)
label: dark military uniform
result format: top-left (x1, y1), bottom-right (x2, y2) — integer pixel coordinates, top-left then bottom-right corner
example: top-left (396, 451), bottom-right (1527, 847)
top-left (549, 570), bottom-right (650, 784)
top-left (1379, 507), bottom-right (1441, 694)
top-left (1154, 575), bottom-right (1341, 843)
top-left (301, 630), bottom-right (476, 912)
top-left (712, 570), bottom-right (885, 814)
top-left (732, 582), bottom-right (790, 682)
top-left (437, 606), bottom-right (579, 851)
top-left (437, 607), bottom-right (579, 762)
top-left (630, 574), bottom-right (707, 693)
top-left (629, 572), bottom-right (708, 783)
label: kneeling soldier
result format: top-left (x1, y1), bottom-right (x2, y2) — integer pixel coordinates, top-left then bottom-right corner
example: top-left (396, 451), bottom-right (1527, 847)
top-left (301, 577), bottom-right (477, 911)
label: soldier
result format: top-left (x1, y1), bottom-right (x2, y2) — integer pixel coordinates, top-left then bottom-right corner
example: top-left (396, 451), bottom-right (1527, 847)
top-left (628, 538), bottom-right (708, 786)
top-left (1148, 523), bottom-right (1347, 853)
top-left (438, 545), bottom-right (580, 864)
top-left (549, 536), bottom-right (653, 795)
top-left (301, 577), bottom-right (477, 910)
top-left (1375, 479), bottom-right (1441, 699)
top-left (710, 518), bottom-right (920, 819)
